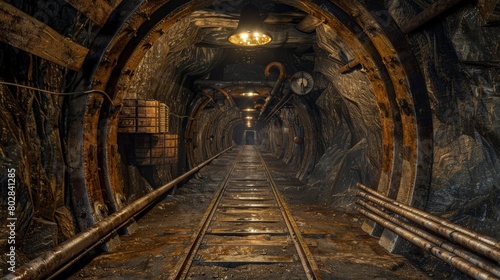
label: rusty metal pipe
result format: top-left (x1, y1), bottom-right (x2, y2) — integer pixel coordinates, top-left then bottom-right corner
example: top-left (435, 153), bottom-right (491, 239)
top-left (264, 88), bottom-right (293, 123)
top-left (3, 146), bottom-right (235, 280)
top-left (357, 206), bottom-right (499, 280)
top-left (400, 0), bottom-right (464, 33)
top-left (339, 58), bottom-right (360, 74)
top-left (259, 62), bottom-right (286, 121)
top-left (356, 189), bottom-right (500, 262)
top-left (265, 62), bottom-right (287, 94)
top-left (209, 85), bottom-right (236, 107)
top-left (357, 183), bottom-right (500, 248)
top-left (357, 200), bottom-right (500, 277)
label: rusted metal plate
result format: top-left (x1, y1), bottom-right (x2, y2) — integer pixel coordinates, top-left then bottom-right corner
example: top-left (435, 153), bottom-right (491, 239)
top-left (0, 2), bottom-right (88, 71)
top-left (65, 0), bottom-right (114, 27)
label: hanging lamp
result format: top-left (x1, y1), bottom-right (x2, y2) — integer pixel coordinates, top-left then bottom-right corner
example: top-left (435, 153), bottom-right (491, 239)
top-left (228, 4), bottom-right (272, 46)
top-left (241, 84), bottom-right (260, 96)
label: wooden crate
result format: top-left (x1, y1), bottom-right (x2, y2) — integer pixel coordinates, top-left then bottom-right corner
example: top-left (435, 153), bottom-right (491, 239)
top-left (159, 103), bottom-right (169, 133)
top-left (118, 99), bottom-right (169, 133)
top-left (128, 133), bottom-right (178, 166)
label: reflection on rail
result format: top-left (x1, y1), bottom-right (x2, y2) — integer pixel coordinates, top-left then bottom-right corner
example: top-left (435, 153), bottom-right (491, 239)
top-left (3, 147), bottom-right (235, 280)
top-left (169, 145), bottom-right (321, 280)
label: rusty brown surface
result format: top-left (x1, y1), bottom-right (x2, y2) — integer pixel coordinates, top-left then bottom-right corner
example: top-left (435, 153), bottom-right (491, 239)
top-left (0, 2), bottom-right (88, 71)
top-left (313, 8), bottom-right (398, 196)
top-left (99, 114), bottom-right (127, 214)
top-left (68, 94), bottom-right (108, 231)
top-left (61, 150), bottom-right (440, 279)
top-left (185, 96), bottom-right (212, 167)
top-left (64, 0), bottom-right (114, 27)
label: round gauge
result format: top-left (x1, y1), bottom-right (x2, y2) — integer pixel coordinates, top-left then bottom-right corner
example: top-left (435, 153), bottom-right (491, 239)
top-left (290, 71), bottom-right (314, 95)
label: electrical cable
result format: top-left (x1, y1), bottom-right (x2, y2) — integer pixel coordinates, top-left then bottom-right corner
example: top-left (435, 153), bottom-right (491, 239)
top-left (0, 81), bottom-right (118, 107)
top-left (169, 112), bottom-right (196, 120)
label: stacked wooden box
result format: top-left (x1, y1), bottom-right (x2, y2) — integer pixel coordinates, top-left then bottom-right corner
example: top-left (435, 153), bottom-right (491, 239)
top-left (118, 99), bottom-right (169, 133)
top-left (129, 133), bottom-right (178, 166)
top-left (118, 99), bottom-right (177, 166)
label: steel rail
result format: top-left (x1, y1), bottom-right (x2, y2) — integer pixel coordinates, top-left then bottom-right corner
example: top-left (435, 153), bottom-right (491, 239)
top-left (168, 150), bottom-right (242, 280)
top-left (357, 183), bottom-right (500, 252)
top-left (258, 148), bottom-right (323, 280)
top-left (357, 205), bottom-right (499, 280)
top-left (356, 190), bottom-right (500, 262)
top-left (2, 146), bottom-right (235, 280)
top-left (357, 200), bottom-right (500, 278)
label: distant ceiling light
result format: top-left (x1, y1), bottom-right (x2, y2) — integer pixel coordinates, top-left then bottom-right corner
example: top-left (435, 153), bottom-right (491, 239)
top-left (245, 116), bottom-right (253, 120)
top-left (228, 4), bottom-right (272, 47)
top-left (241, 84), bottom-right (260, 97)
top-left (242, 108), bottom-right (256, 112)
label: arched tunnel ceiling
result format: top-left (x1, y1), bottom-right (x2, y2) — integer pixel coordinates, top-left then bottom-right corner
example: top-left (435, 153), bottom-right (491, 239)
top-left (0, 0), bottom-right (499, 275)
top-left (62, 0), bottom-right (434, 246)
top-left (103, 3), bottom-right (424, 180)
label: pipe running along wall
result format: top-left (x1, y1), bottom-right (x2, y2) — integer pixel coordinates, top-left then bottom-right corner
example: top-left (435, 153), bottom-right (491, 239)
top-left (3, 147), bottom-right (234, 280)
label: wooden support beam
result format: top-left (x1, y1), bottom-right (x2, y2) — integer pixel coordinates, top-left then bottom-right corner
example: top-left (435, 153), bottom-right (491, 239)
top-left (65, 0), bottom-right (114, 27)
top-left (0, 2), bottom-right (89, 71)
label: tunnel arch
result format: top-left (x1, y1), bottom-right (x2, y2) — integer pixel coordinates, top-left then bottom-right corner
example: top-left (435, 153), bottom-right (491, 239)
top-left (65, 0), bottom-right (433, 252)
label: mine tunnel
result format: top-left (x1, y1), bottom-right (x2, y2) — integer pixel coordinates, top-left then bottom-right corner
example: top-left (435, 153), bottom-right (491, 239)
top-left (0, 0), bottom-right (499, 279)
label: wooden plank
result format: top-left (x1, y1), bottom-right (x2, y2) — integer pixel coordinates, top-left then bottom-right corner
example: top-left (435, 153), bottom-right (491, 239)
top-left (199, 254), bottom-right (294, 264)
top-left (219, 203), bottom-right (277, 208)
top-left (65, 0), bottom-right (114, 27)
top-left (215, 210), bottom-right (281, 218)
top-left (223, 195), bottom-right (275, 201)
top-left (197, 244), bottom-right (295, 260)
top-left (200, 255), bottom-right (295, 264)
top-left (204, 235), bottom-right (289, 246)
top-left (217, 208), bottom-right (281, 215)
top-left (0, 2), bottom-right (88, 71)
top-left (214, 217), bottom-right (281, 223)
top-left (208, 227), bottom-right (286, 235)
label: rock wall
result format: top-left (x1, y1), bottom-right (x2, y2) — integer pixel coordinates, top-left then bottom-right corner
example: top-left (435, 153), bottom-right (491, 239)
top-left (0, 0), bottom-right (94, 269)
top-left (0, 51), bottom-right (78, 271)
top-left (300, 25), bottom-right (383, 211)
top-left (385, 0), bottom-right (500, 238)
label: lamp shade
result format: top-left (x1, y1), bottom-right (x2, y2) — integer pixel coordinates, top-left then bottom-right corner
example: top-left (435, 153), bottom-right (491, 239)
top-left (241, 84), bottom-right (260, 96)
top-left (228, 4), bottom-right (272, 46)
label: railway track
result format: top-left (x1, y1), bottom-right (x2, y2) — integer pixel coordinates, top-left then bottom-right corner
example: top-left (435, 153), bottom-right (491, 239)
top-left (168, 145), bottom-right (322, 279)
